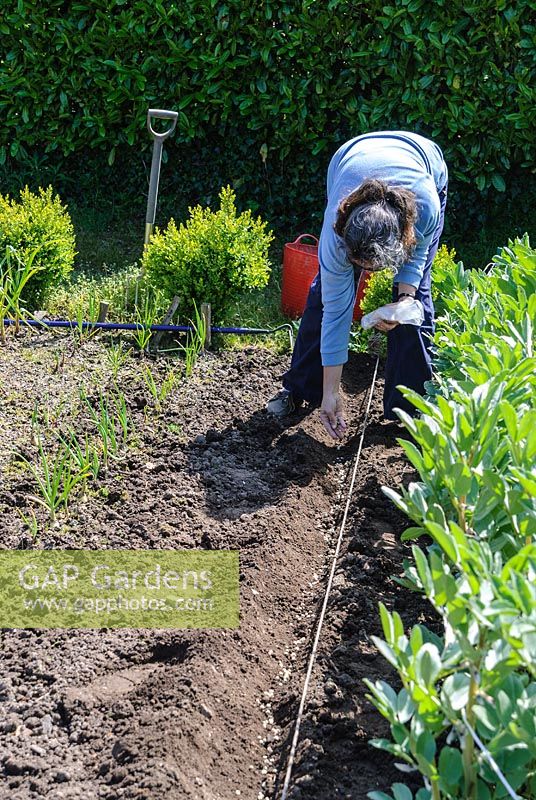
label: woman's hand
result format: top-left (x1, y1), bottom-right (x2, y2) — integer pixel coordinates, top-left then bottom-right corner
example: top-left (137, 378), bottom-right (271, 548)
top-left (319, 392), bottom-right (347, 440)
top-left (372, 301), bottom-right (402, 332)
top-left (374, 319), bottom-right (399, 332)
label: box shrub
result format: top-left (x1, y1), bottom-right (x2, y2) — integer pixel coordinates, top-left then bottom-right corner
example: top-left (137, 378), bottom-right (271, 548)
top-left (353, 269), bottom-right (395, 356)
top-left (142, 186), bottom-right (273, 322)
top-left (0, 186), bottom-right (75, 309)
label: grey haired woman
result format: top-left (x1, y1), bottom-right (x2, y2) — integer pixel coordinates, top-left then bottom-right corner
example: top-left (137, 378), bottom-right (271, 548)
top-left (267, 131), bottom-right (448, 440)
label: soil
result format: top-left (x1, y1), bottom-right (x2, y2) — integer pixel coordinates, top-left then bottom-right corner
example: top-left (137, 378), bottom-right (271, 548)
top-left (0, 330), bottom-right (432, 800)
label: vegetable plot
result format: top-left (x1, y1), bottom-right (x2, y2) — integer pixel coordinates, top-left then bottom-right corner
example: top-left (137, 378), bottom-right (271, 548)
top-left (368, 237), bottom-right (536, 800)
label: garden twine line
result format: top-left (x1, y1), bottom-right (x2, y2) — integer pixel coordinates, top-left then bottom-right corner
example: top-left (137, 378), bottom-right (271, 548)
top-left (279, 355), bottom-right (380, 800)
top-left (459, 710), bottom-right (524, 800)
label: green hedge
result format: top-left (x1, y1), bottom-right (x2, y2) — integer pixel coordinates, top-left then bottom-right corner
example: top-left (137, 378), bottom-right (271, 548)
top-left (1, 1), bottom-right (534, 232)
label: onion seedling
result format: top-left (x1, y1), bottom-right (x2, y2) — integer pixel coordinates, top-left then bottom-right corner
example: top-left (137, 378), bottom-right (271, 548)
top-left (179, 302), bottom-right (207, 378)
top-left (0, 245), bottom-right (43, 335)
top-left (105, 341), bottom-right (131, 379)
top-left (16, 438), bottom-right (90, 522)
top-left (141, 364), bottom-right (178, 413)
top-left (60, 429), bottom-right (100, 500)
top-left (133, 289), bottom-right (164, 352)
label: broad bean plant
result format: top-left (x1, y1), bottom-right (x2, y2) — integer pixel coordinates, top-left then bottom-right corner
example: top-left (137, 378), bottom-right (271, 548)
top-left (367, 237), bottom-right (536, 800)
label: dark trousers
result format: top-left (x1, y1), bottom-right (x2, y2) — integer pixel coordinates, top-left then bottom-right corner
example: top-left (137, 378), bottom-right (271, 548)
top-left (282, 185), bottom-right (448, 420)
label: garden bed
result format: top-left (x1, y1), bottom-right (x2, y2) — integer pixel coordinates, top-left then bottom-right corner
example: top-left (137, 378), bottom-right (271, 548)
top-left (1, 332), bottom-right (426, 799)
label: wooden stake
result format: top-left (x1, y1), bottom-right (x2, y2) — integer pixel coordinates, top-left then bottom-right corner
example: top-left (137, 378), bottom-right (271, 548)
top-left (98, 301), bottom-right (109, 323)
top-left (151, 295), bottom-right (180, 352)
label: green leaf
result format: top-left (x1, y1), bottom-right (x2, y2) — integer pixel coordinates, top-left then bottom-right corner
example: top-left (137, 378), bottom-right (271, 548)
top-left (424, 521), bottom-right (458, 562)
top-left (398, 439), bottom-right (426, 473)
top-left (416, 730), bottom-right (436, 763)
top-left (401, 526), bottom-right (426, 541)
top-left (416, 791), bottom-right (432, 800)
top-left (396, 689), bottom-right (415, 723)
top-left (410, 625), bottom-right (424, 656)
top-left (371, 636), bottom-right (398, 668)
top-left (419, 75), bottom-right (434, 89)
top-left (438, 746), bottom-right (463, 787)
top-left (412, 547), bottom-right (433, 595)
top-left (476, 778), bottom-right (492, 800)
top-left (379, 602), bottom-right (394, 641)
top-left (441, 672), bottom-right (470, 711)
top-left (392, 784), bottom-right (413, 800)
top-left (415, 644), bottom-right (442, 686)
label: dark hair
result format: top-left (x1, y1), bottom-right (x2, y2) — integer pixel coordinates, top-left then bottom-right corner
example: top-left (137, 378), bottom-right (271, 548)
top-left (333, 178), bottom-right (417, 271)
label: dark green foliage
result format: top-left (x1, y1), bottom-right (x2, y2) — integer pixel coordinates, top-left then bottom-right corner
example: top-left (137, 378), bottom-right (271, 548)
top-left (1, 1), bottom-right (534, 249)
top-left (2, 2), bottom-right (534, 181)
top-left (142, 186), bottom-right (273, 321)
top-left (0, 187), bottom-right (76, 309)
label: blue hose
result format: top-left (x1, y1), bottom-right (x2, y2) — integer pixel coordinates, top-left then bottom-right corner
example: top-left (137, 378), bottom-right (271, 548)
top-left (2, 317), bottom-right (294, 337)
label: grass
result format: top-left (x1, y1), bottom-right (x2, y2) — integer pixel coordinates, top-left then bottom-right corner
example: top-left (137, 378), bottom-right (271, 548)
top-left (46, 263), bottom-right (140, 322)
top-left (68, 204), bottom-right (141, 273)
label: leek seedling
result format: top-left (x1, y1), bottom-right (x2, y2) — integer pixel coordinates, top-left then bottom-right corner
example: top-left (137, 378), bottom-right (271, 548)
top-left (72, 286), bottom-right (100, 344)
top-left (73, 304), bottom-right (86, 343)
top-left (114, 390), bottom-right (130, 443)
top-left (73, 304), bottom-right (96, 344)
top-left (84, 392), bottom-right (119, 467)
top-left (87, 291), bottom-right (99, 324)
top-left (141, 364), bottom-right (158, 404)
top-left (0, 265), bottom-right (12, 343)
top-left (30, 400), bottom-right (40, 446)
top-left (159, 367), bottom-right (179, 406)
top-left (83, 391), bottom-right (132, 466)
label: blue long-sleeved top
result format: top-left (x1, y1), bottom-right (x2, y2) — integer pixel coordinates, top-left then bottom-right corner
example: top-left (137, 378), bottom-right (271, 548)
top-left (319, 131), bottom-right (448, 366)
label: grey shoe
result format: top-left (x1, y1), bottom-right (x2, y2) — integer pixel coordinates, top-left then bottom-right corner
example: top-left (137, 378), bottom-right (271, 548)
top-left (265, 389), bottom-right (300, 418)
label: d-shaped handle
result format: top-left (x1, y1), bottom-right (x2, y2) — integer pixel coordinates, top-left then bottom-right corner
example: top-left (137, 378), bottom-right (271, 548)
top-left (147, 109), bottom-right (178, 141)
